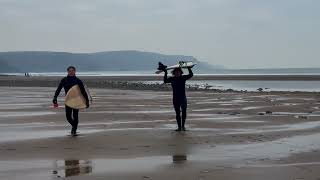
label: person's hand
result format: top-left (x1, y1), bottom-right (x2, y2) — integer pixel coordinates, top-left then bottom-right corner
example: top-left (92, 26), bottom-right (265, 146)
top-left (53, 98), bottom-right (58, 108)
top-left (52, 98), bottom-right (57, 105)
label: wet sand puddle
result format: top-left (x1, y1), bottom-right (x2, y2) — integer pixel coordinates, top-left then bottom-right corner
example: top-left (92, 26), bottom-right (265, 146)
top-left (195, 101), bottom-right (241, 105)
top-left (85, 110), bottom-right (174, 114)
top-left (91, 92), bottom-right (168, 100)
top-left (0, 123), bottom-right (105, 142)
top-left (190, 119), bottom-right (265, 123)
top-left (191, 108), bottom-right (234, 112)
top-left (259, 111), bottom-right (320, 118)
top-left (0, 114), bottom-right (261, 139)
top-left (188, 115), bottom-right (266, 123)
top-left (225, 121), bottom-right (320, 135)
top-left (2, 109), bottom-right (318, 142)
top-left (0, 111), bottom-right (56, 117)
top-left (0, 95), bottom-right (50, 103)
top-left (162, 119), bottom-right (320, 134)
top-left (93, 104), bottom-right (172, 108)
top-left (241, 106), bottom-right (267, 110)
top-left (1, 117), bottom-right (318, 143)
top-left (2, 133), bottom-right (320, 180)
top-left (0, 103), bottom-right (47, 110)
top-left (2, 88), bottom-right (320, 179)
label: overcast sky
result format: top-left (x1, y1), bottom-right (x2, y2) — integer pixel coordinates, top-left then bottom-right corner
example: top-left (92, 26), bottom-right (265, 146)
top-left (0, 0), bottom-right (319, 68)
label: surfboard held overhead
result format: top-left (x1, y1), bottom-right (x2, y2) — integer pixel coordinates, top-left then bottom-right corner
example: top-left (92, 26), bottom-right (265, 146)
top-left (156, 61), bottom-right (196, 74)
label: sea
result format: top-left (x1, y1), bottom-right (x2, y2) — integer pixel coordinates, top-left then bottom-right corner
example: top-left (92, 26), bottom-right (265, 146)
top-left (1, 70), bottom-right (320, 92)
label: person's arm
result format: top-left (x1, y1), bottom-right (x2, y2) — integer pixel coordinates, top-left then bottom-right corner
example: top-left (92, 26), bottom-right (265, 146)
top-left (163, 70), bottom-right (172, 83)
top-left (53, 78), bottom-right (64, 104)
top-left (183, 67), bottom-right (194, 80)
top-left (78, 80), bottom-right (90, 108)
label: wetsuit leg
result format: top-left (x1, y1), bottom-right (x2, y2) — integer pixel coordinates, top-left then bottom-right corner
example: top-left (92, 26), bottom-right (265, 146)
top-left (72, 108), bottom-right (79, 132)
top-left (181, 98), bottom-right (187, 128)
top-left (173, 100), bottom-right (182, 129)
top-left (65, 105), bottom-right (74, 127)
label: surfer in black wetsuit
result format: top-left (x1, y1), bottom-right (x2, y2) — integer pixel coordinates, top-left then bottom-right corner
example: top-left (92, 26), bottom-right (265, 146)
top-left (53, 66), bottom-right (89, 136)
top-left (164, 67), bottom-right (193, 131)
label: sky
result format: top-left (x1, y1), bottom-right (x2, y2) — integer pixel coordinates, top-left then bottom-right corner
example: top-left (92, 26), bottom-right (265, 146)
top-left (0, 0), bottom-right (319, 69)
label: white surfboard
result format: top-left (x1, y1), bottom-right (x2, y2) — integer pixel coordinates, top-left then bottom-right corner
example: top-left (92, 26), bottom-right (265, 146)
top-left (65, 85), bottom-right (91, 109)
top-left (156, 61), bottom-right (196, 74)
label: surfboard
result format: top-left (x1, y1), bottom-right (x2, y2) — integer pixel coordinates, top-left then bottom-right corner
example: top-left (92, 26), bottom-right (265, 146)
top-left (156, 61), bottom-right (196, 74)
top-left (65, 85), bottom-right (91, 109)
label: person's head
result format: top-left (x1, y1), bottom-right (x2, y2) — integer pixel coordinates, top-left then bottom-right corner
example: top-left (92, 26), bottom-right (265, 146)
top-left (172, 68), bottom-right (183, 77)
top-left (67, 66), bottom-right (76, 76)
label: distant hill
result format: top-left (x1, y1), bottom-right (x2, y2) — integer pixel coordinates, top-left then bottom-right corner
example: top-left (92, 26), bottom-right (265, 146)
top-left (0, 60), bottom-right (18, 72)
top-left (0, 51), bottom-right (220, 73)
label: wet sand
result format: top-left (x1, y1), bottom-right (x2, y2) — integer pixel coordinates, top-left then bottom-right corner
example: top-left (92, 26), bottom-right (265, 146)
top-left (1, 83), bottom-right (320, 179)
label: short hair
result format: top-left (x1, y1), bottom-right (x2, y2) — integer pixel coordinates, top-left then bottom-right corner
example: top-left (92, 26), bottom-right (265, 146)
top-left (171, 67), bottom-right (183, 75)
top-left (67, 66), bottom-right (76, 71)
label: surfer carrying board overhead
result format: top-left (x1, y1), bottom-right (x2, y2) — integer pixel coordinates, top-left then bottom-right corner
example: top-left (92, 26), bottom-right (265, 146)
top-left (53, 66), bottom-right (89, 136)
top-left (163, 65), bottom-right (194, 131)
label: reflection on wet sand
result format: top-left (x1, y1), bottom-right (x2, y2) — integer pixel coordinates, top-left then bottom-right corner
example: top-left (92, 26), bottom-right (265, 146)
top-left (3, 87), bottom-right (320, 180)
top-left (53, 160), bottom-right (92, 178)
top-left (172, 155), bottom-right (187, 164)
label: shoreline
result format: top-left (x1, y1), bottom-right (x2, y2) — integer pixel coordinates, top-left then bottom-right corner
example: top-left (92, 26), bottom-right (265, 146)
top-left (0, 76), bottom-right (320, 93)
top-left (2, 74), bottom-right (320, 81)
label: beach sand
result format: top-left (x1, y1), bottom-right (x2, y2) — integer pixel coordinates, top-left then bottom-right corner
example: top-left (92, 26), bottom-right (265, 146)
top-left (1, 76), bottom-right (320, 179)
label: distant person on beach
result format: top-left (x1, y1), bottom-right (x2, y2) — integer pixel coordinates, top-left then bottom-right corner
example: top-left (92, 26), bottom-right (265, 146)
top-left (164, 67), bottom-right (193, 131)
top-left (52, 66), bottom-right (89, 136)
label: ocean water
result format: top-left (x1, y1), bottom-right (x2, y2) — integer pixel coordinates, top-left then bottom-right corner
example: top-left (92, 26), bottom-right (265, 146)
top-left (141, 80), bottom-right (320, 92)
top-left (1, 71), bottom-right (320, 92)
top-left (0, 71), bottom-right (156, 77)
top-left (2, 68), bottom-right (320, 76)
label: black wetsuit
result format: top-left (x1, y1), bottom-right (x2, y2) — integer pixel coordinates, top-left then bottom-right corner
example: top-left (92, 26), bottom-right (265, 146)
top-left (53, 76), bottom-right (89, 133)
top-left (164, 68), bottom-right (193, 129)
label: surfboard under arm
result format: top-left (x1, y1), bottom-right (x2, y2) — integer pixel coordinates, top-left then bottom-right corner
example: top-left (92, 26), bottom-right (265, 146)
top-left (65, 85), bottom-right (89, 109)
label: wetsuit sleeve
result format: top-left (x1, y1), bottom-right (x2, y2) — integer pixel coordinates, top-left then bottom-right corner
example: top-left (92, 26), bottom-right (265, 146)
top-left (54, 78), bottom-right (65, 100)
top-left (78, 80), bottom-right (89, 103)
top-left (183, 67), bottom-right (194, 80)
top-left (164, 70), bottom-right (173, 83)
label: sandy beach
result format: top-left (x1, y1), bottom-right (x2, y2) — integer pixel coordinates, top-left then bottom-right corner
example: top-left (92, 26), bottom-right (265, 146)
top-left (1, 76), bottom-right (320, 180)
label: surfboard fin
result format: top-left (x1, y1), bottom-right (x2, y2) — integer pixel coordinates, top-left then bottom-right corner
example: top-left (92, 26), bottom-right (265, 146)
top-left (157, 62), bottom-right (167, 71)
